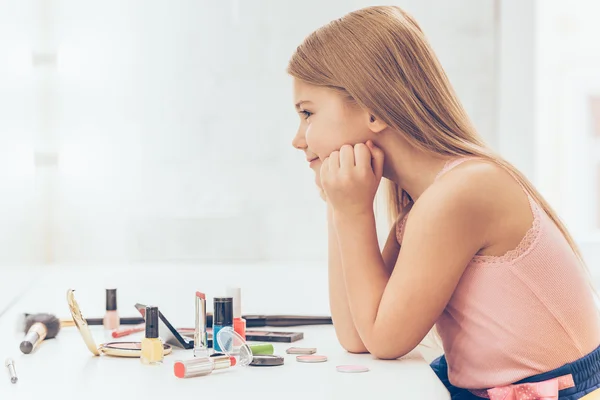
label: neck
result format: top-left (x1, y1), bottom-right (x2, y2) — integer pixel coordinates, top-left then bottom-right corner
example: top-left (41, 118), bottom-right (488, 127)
top-left (375, 132), bottom-right (451, 202)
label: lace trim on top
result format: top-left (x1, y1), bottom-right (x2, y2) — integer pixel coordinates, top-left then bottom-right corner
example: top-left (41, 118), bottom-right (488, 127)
top-left (395, 158), bottom-right (543, 265)
top-left (470, 197), bottom-right (541, 265)
top-left (395, 212), bottom-right (409, 243)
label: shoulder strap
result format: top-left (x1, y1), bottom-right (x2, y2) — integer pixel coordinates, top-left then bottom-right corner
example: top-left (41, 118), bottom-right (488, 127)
top-left (435, 157), bottom-right (480, 181)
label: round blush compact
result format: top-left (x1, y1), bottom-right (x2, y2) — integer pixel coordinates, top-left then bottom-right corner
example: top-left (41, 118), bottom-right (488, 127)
top-left (296, 355), bottom-right (328, 363)
top-left (336, 365), bottom-right (369, 373)
top-left (286, 347), bottom-right (316, 355)
top-left (249, 355), bottom-right (284, 367)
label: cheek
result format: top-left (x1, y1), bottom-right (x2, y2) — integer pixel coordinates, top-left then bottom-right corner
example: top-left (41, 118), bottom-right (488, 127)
top-left (306, 121), bottom-right (336, 158)
top-left (305, 125), bottom-right (317, 148)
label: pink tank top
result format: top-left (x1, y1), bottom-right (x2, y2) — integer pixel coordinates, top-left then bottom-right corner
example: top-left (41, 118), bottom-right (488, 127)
top-left (396, 158), bottom-right (600, 389)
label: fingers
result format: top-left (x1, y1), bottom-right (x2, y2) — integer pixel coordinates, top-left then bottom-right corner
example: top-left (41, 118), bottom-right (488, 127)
top-left (366, 140), bottom-right (384, 180)
top-left (329, 151), bottom-right (340, 171)
top-left (320, 155), bottom-right (331, 188)
top-left (353, 143), bottom-right (371, 170)
top-left (339, 145), bottom-right (355, 169)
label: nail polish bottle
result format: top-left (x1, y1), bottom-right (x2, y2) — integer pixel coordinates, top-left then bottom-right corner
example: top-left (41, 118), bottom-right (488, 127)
top-left (103, 289), bottom-right (119, 330)
top-left (141, 306), bottom-right (164, 365)
top-left (227, 287), bottom-right (246, 340)
top-left (212, 297), bottom-right (233, 353)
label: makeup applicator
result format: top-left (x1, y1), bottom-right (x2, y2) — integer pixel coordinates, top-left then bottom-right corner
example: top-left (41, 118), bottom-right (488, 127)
top-left (20, 313), bottom-right (61, 354)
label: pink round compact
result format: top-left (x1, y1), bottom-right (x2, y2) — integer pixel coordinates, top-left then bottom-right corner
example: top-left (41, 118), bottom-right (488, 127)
top-left (296, 355), bottom-right (328, 363)
top-left (336, 365), bottom-right (370, 373)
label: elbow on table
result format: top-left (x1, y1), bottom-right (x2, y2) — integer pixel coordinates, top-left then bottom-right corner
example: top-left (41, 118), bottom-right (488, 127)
top-left (367, 341), bottom-right (412, 360)
top-left (339, 340), bottom-right (369, 354)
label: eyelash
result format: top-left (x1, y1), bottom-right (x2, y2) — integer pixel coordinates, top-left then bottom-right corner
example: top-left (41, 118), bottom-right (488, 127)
top-left (299, 110), bottom-right (312, 120)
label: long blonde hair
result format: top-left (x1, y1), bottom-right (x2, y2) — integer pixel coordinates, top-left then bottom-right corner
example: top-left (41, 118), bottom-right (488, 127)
top-left (287, 6), bottom-right (595, 332)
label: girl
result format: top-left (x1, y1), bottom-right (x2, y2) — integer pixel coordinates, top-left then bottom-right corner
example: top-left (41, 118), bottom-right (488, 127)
top-left (288, 6), bottom-right (600, 400)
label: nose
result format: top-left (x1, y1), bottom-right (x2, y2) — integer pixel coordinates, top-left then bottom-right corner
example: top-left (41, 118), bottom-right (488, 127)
top-left (292, 126), bottom-right (307, 150)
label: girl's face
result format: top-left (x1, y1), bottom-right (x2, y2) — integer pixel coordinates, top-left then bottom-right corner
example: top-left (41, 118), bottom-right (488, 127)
top-left (291, 79), bottom-right (374, 185)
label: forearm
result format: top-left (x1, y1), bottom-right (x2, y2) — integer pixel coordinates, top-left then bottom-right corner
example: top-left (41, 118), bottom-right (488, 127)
top-left (326, 204), bottom-right (368, 353)
top-left (334, 210), bottom-right (389, 348)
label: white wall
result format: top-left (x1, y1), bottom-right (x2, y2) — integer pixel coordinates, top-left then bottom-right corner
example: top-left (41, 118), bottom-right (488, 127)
top-left (0, 0), bottom-right (498, 266)
top-left (0, 1), bottom-right (46, 266)
top-left (535, 0), bottom-right (600, 274)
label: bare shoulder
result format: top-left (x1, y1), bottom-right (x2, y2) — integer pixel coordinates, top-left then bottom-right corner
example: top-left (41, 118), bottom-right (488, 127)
top-left (408, 160), bottom-right (503, 237)
top-left (419, 158), bottom-right (533, 256)
top-left (434, 159), bottom-right (524, 203)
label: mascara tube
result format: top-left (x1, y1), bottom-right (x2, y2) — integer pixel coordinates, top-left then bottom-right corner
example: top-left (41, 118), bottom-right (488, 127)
top-left (194, 292), bottom-right (208, 357)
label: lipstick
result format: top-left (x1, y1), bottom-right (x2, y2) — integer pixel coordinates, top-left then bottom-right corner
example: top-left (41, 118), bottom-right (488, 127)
top-left (174, 355), bottom-right (235, 378)
top-left (194, 291), bottom-right (208, 357)
top-left (111, 323), bottom-right (145, 338)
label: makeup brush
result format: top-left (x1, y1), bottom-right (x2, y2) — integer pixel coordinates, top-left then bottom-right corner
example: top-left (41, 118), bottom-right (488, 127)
top-left (20, 313), bottom-right (61, 354)
top-left (22, 313), bottom-right (145, 327)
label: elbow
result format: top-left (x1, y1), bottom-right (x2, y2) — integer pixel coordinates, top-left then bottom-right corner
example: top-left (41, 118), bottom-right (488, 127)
top-left (370, 348), bottom-right (406, 360)
top-left (342, 342), bottom-right (369, 354)
top-left (365, 336), bottom-right (414, 360)
top-left (338, 337), bottom-right (369, 354)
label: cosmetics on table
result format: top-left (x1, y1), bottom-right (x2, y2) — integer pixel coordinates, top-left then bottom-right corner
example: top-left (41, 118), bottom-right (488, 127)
top-left (178, 328), bottom-right (304, 345)
top-left (227, 287), bottom-right (246, 340)
top-left (134, 303), bottom-right (194, 349)
top-left (212, 297), bottom-right (233, 353)
top-left (286, 347), bottom-right (317, 355)
top-left (336, 365), bottom-right (370, 373)
top-left (201, 314), bottom-right (332, 328)
top-left (173, 355), bottom-right (236, 378)
top-left (249, 355), bottom-right (285, 366)
top-left (215, 326), bottom-right (284, 368)
top-left (141, 306), bottom-right (164, 365)
top-left (194, 292), bottom-right (208, 357)
top-left (25, 313), bottom-right (331, 328)
top-left (67, 290), bottom-right (172, 358)
top-left (249, 343), bottom-right (274, 355)
top-left (59, 316), bottom-right (145, 327)
top-left (103, 289), bottom-right (119, 330)
top-left (297, 355), bottom-right (328, 363)
top-left (244, 330), bottom-right (303, 343)
top-left (242, 315), bottom-right (332, 328)
top-left (112, 323), bottom-right (145, 338)
top-left (5, 358), bottom-right (17, 383)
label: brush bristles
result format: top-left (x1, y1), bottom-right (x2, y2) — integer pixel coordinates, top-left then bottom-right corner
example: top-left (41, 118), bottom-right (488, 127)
top-left (24, 313), bottom-right (61, 339)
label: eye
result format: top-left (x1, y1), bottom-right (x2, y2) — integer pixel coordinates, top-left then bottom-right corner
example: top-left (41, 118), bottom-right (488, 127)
top-left (299, 110), bottom-right (312, 120)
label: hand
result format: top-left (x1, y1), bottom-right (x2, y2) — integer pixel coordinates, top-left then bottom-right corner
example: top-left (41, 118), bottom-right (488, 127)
top-left (320, 141), bottom-right (384, 216)
top-left (312, 164), bottom-right (327, 201)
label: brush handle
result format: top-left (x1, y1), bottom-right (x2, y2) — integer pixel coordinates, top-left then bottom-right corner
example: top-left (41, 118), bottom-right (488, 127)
top-left (20, 322), bottom-right (47, 354)
top-left (59, 317), bottom-right (145, 327)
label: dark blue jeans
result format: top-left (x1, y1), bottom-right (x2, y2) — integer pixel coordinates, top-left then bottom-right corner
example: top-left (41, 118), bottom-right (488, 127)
top-left (431, 345), bottom-right (600, 399)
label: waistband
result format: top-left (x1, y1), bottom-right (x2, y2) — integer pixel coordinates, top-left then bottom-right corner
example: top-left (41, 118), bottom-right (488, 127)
top-left (471, 344), bottom-right (600, 398)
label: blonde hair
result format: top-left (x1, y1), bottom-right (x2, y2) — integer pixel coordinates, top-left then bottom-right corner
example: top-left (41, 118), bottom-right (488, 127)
top-left (287, 6), bottom-right (594, 344)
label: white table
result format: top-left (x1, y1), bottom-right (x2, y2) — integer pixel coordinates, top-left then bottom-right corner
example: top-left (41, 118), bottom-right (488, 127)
top-left (0, 264), bottom-right (451, 400)
top-left (0, 266), bottom-right (41, 318)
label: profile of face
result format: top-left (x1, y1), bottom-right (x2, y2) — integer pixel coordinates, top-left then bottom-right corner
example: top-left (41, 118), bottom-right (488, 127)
top-left (291, 78), bottom-right (376, 188)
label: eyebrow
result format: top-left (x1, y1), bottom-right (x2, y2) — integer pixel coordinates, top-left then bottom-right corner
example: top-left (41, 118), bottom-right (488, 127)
top-left (295, 100), bottom-right (312, 110)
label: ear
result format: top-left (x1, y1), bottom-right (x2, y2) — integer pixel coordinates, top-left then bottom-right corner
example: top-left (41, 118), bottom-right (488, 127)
top-left (367, 113), bottom-right (387, 133)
